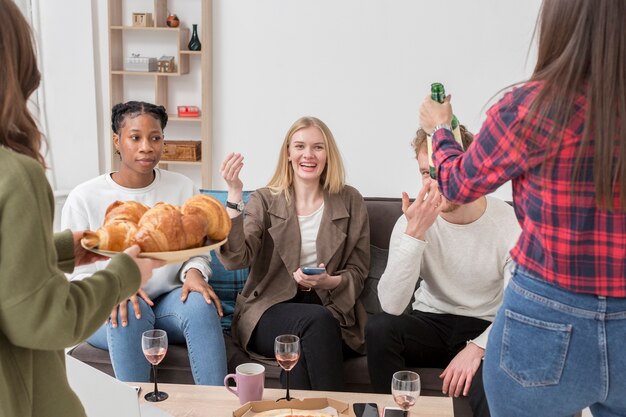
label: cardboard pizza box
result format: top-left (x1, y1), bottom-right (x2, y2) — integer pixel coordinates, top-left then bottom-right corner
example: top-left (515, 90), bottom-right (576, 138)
top-left (233, 397), bottom-right (354, 417)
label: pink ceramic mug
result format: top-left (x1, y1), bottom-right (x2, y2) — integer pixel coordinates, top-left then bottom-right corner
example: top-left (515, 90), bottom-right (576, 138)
top-left (224, 363), bottom-right (265, 404)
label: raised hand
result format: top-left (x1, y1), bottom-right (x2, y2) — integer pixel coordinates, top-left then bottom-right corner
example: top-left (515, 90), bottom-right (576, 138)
top-left (220, 152), bottom-right (244, 193)
top-left (402, 179), bottom-right (443, 240)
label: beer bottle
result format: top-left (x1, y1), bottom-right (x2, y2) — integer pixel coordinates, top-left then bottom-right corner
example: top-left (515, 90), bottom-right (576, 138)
top-left (426, 83), bottom-right (464, 178)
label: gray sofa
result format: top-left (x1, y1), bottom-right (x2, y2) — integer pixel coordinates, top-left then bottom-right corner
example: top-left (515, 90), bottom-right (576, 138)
top-left (68, 197), bottom-right (472, 416)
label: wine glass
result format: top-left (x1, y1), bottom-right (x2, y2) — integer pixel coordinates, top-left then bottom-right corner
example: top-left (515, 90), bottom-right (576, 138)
top-left (142, 329), bottom-right (168, 402)
top-left (274, 334), bottom-right (300, 401)
top-left (392, 371), bottom-right (420, 415)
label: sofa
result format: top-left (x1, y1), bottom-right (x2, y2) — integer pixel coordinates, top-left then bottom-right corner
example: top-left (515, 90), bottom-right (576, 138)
top-left (68, 197), bottom-right (471, 416)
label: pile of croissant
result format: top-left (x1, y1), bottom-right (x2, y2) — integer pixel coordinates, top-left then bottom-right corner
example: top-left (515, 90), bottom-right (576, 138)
top-left (82, 195), bottom-right (231, 252)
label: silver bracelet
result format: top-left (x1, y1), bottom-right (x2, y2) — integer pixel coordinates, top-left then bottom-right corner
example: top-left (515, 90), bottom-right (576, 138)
top-left (431, 123), bottom-right (452, 135)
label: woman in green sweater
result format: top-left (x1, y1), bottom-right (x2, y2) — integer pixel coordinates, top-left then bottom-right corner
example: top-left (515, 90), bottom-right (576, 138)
top-left (0, 1), bottom-right (163, 416)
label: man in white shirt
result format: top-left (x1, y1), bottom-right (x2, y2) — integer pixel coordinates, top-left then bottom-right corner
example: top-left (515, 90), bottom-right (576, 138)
top-left (365, 128), bottom-right (520, 417)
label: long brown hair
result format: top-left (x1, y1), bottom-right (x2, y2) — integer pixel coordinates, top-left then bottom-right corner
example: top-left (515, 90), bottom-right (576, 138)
top-left (529, 0), bottom-right (626, 210)
top-left (0, 0), bottom-right (44, 166)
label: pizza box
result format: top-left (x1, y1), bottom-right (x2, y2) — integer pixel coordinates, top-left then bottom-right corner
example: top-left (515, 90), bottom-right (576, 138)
top-left (233, 397), bottom-right (354, 417)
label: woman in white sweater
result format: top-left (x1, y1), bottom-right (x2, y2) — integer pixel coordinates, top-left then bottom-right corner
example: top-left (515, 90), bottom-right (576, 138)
top-left (62, 101), bottom-right (227, 385)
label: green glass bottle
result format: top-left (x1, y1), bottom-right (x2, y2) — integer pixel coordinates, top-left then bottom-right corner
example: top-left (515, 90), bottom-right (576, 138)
top-left (426, 83), bottom-right (463, 179)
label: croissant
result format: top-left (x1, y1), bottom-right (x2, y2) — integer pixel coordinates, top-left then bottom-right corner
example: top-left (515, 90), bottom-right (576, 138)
top-left (82, 220), bottom-right (139, 252)
top-left (132, 203), bottom-right (187, 252)
top-left (181, 194), bottom-right (232, 241)
top-left (103, 200), bottom-right (148, 225)
top-left (82, 195), bottom-right (232, 252)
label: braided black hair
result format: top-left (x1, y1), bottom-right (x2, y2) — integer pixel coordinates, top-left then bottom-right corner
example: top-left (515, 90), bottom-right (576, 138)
top-left (111, 101), bottom-right (168, 135)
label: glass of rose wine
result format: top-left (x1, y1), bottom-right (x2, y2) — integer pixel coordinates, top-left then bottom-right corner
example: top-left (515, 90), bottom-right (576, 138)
top-left (274, 334), bottom-right (300, 401)
top-left (142, 329), bottom-right (168, 402)
top-left (392, 371), bottom-right (420, 415)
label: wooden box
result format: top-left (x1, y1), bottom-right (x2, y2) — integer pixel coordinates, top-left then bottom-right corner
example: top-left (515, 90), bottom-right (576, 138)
top-left (162, 140), bottom-right (201, 162)
top-left (132, 12), bottom-right (153, 27)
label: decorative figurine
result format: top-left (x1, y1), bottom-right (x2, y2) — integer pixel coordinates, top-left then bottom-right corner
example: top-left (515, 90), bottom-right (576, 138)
top-left (166, 13), bottom-right (179, 28)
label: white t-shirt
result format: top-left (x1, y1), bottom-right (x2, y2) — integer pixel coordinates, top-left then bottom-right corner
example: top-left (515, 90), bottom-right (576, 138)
top-left (298, 203), bottom-right (324, 267)
top-left (61, 169), bottom-right (211, 299)
top-left (377, 196), bottom-right (521, 348)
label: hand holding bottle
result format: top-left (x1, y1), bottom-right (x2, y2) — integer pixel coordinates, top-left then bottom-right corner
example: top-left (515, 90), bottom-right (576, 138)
top-left (419, 94), bottom-right (453, 134)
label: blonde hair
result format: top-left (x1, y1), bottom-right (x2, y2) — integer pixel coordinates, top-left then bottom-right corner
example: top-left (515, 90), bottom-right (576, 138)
top-left (267, 116), bottom-right (345, 202)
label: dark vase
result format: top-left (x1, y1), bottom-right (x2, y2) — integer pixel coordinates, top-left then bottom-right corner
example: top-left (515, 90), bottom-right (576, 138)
top-left (188, 24), bottom-right (201, 51)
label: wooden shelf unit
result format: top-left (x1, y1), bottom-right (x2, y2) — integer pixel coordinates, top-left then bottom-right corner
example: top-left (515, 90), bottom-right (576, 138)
top-left (108, 0), bottom-right (212, 188)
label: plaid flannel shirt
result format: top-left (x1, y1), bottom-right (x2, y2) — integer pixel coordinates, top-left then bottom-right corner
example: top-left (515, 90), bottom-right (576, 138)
top-left (433, 81), bottom-right (626, 297)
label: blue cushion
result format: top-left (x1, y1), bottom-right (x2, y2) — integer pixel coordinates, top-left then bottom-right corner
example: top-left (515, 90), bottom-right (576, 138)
top-left (200, 189), bottom-right (252, 330)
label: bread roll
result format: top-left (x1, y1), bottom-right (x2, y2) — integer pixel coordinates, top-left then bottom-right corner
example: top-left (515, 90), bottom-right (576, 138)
top-left (103, 200), bottom-right (148, 225)
top-left (132, 203), bottom-right (186, 252)
top-left (82, 221), bottom-right (139, 252)
top-left (182, 194), bottom-right (232, 241)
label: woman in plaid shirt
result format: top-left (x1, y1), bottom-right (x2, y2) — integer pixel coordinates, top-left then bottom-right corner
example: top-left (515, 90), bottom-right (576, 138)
top-left (419, 1), bottom-right (626, 416)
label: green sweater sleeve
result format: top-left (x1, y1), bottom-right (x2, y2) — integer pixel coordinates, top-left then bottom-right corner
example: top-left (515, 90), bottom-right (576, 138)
top-left (54, 230), bottom-right (75, 273)
top-left (0, 152), bottom-right (141, 349)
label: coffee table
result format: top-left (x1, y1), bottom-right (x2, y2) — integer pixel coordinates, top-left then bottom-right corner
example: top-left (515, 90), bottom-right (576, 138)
top-left (135, 383), bottom-right (453, 417)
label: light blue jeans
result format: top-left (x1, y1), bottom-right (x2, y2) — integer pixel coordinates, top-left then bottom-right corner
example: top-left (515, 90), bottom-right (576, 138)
top-left (484, 265), bottom-right (626, 417)
top-left (88, 287), bottom-right (227, 385)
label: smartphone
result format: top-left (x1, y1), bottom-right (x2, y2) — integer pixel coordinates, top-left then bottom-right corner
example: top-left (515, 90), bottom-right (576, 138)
top-left (301, 267), bottom-right (326, 275)
top-left (382, 407), bottom-right (406, 417)
top-left (353, 403), bottom-right (379, 417)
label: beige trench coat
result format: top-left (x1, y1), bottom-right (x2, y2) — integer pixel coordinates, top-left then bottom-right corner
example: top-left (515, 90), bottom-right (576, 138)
top-left (218, 185), bottom-right (370, 355)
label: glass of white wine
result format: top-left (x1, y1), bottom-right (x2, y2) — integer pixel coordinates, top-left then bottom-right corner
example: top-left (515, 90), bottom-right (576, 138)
top-left (392, 371), bottom-right (420, 415)
top-left (274, 334), bottom-right (300, 401)
top-left (141, 329), bottom-right (168, 402)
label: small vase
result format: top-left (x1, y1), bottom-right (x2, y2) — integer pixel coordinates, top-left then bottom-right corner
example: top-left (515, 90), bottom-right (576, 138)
top-left (188, 24), bottom-right (201, 51)
top-left (166, 14), bottom-right (179, 28)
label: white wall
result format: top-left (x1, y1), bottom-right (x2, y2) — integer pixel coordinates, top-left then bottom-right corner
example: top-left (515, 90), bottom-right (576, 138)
top-left (41, 0), bottom-right (542, 200)
top-left (36, 0), bottom-right (102, 192)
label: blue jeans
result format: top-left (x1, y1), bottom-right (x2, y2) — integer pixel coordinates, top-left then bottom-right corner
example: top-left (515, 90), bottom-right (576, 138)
top-left (484, 265), bottom-right (626, 417)
top-left (87, 288), bottom-right (227, 385)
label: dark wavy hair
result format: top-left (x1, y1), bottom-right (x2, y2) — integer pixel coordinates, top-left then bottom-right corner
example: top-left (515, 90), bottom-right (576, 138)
top-left (0, 0), bottom-right (45, 166)
top-left (111, 101), bottom-right (168, 135)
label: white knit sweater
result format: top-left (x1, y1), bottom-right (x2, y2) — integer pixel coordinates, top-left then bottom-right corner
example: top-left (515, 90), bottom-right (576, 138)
top-left (378, 196), bottom-right (521, 348)
top-left (61, 169), bottom-right (212, 299)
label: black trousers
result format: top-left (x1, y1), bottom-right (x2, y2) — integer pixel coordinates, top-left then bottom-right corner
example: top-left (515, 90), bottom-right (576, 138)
top-left (365, 310), bottom-right (491, 417)
top-left (248, 291), bottom-right (345, 391)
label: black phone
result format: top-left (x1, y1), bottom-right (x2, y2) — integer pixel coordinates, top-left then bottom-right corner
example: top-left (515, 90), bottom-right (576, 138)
top-left (301, 266), bottom-right (326, 275)
top-left (353, 403), bottom-right (379, 417)
top-left (382, 407), bottom-right (406, 417)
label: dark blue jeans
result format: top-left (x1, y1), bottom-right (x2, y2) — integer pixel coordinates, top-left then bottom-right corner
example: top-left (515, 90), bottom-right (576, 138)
top-left (484, 265), bottom-right (626, 417)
